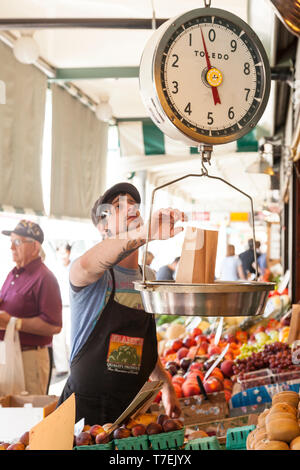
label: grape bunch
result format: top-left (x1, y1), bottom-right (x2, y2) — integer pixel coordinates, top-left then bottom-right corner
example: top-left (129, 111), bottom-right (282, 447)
top-left (233, 342), bottom-right (298, 378)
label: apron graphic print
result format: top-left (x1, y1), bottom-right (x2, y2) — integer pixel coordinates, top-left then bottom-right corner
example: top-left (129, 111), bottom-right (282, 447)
top-left (107, 333), bottom-right (144, 374)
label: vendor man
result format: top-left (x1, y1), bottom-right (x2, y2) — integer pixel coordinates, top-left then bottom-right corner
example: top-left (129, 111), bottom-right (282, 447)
top-left (0, 220), bottom-right (62, 395)
top-left (58, 182), bottom-right (185, 425)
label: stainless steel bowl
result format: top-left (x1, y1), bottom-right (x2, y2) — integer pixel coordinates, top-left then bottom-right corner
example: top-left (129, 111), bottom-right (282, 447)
top-left (134, 280), bottom-right (275, 317)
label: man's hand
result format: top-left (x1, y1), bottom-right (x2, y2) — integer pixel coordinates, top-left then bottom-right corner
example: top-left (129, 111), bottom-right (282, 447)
top-left (0, 311), bottom-right (11, 329)
top-left (161, 382), bottom-right (181, 418)
top-left (147, 208), bottom-right (187, 241)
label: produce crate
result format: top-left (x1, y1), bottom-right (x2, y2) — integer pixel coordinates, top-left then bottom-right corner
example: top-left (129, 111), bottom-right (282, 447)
top-left (225, 425), bottom-right (256, 450)
top-left (150, 392), bottom-right (228, 426)
top-left (74, 441), bottom-right (114, 450)
top-left (148, 428), bottom-right (185, 450)
top-left (114, 435), bottom-right (149, 450)
top-left (185, 436), bottom-right (221, 450)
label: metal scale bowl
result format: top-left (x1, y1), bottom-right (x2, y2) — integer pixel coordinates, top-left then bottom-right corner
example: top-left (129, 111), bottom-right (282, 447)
top-left (134, 146), bottom-right (275, 317)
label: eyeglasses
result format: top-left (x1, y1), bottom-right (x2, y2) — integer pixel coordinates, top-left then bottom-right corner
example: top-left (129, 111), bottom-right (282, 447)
top-left (11, 239), bottom-right (35, 247)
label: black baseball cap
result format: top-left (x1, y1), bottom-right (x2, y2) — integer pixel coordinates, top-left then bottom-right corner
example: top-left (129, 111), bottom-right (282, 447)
top-left (2, 219), bottom-right (44, 244)
top-left (91, 182), bottom-right (141, 226)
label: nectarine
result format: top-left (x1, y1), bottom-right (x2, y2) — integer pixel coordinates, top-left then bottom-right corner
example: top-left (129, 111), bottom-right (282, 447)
top-left (182, 381), bottom-right (200, 397)
top-left (113, 427), bottom-right (131, 440)
top-left (95, 432), bottom-right (112, 444)
top-left (146, 422), bottom-right (163, 435)
top-left (131, 424), bottom-right (147, 437)
top-left (171, 339), bottom-right (183, 351)
top-left (162, 419), bottom-right (182, 432)
top-left (177, 347), bottom-right (189, 360)
top-left (220, 360), bottom-right (234, 378)
top-left (210, 367), bottom-right (224, 382)
top-left (75, 431), bottom-right (92, 446)
top-left (89, 424), bottom-right (104, 438)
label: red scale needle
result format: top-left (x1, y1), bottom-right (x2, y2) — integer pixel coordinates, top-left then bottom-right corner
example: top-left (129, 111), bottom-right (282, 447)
top-left (200, 27), bottom-right (221, 105)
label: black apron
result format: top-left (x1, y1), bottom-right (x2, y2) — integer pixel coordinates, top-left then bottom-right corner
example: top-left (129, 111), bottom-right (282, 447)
top-left (57, 268), bottom-right (158, 425)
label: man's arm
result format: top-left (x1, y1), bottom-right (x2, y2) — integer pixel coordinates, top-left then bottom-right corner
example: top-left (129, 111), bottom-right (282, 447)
top-left (71, 208), bottom-right (185, 288)
top-left (0, 312), bottom-right (61, 335)
top-left (150, 357), bottom-right (181, 418)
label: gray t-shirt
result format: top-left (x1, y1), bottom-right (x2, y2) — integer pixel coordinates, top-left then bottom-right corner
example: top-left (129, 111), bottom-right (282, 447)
top-left (69, 264), bottom-right (155, 362)
top-left (156, 265), bottom-right (174, 281)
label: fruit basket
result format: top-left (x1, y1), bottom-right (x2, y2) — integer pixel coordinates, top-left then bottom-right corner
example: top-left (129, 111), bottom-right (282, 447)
top-left (225, 425), bottom-right (256, 450)
top-left (114, 434), bottom-right (149, 450)
top-left (148, 428), bottom-right (185, 450)
top-left (185, 435), bottom-right (221, 450)
top-left (73, 441), bottom-right (114, 450)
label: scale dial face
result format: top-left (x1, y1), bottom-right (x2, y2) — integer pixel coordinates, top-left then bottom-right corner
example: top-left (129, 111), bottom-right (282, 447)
top-left (152, 8), bottom-right (271, 145)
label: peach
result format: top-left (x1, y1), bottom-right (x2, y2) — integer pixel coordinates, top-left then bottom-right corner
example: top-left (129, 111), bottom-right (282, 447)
top-left (146, 423), bottom-right (163, 435)
top-left (7, 442), bottom-right (25, 450)
top-left (83, 424), bottom-right (91, 432)
top-left (89, 424), bottom-right (104, 438)
top-left (207, 345), bottom-right (221, 356)
top-left (210, 367), bottom-right (224, 382)
top-left (186, 370), bottom-right (204, 381)
top-left (189, 362), bottom-right (204, 372)
top-left (171, 339), bottom-right (184, 352)
top-left (113, 427), bottom-right (131, 440)
top-left (183, 336), bottom-right (197, 348)
top-left (203, 376), bottom-right (223, 393)
top-left (221, 359), bottom-right (235, 378)
top-left (75, 431), bottom-right (92, 446)
top-left (131, 424), bottom-right (147, 437)
top-left (95, 432), bottom-right (112, 444)
top-left (223, 378), bottom-right (233, 391)
top-left (176, 347), bottom-right (189, 360)
top-left (0, 443), bottom-right (10, 450)
top-left (172, 383), bottom-right (182, 398)
top-left (172, 375), bottom-right (185, 385)
top-left (182, 381), bottom-right (200, 397)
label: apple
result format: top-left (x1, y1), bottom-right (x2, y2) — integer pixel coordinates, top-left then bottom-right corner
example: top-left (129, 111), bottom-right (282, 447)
top-left (203, 376), bottom-right (224, 393)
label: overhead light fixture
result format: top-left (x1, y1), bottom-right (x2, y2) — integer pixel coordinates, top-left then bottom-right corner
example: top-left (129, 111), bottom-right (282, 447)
top-left (246, 156), bottom-right (275, 175)
top-left (95, 95), bottom-right (113, 122)
top-left (13, 34), bottom-right (39, 65)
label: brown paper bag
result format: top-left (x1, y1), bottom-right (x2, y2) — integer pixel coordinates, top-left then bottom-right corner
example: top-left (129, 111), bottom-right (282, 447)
top-left (176, 227), bottom-right (205, 283)
top-left (176, 227), bottom-right (218, 284)
top-left (287, 304), bottom-right (300, 344)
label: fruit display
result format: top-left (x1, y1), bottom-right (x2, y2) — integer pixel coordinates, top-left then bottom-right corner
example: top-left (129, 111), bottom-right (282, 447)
top-left (246, 390), bottom-right (300, 450)
top-left (0, 431), bottom-right (29, 450)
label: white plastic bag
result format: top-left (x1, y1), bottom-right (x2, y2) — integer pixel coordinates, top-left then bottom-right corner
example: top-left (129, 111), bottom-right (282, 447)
top-left (0, 317), bottom-right (26, 395)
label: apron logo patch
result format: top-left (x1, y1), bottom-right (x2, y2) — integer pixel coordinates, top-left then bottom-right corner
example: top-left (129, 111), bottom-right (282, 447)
top-left (107, 334), bottom-right (144, 374)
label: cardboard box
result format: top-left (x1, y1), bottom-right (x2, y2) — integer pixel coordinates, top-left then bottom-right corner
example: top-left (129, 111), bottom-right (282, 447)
top-left (150, 391), bottom-right (229, 426)
top-left (0, 394), bottom-right (58, 442)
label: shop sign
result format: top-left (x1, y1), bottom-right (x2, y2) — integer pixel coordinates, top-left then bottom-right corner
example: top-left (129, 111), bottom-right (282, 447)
top-left (230, 212), bottom-right (249, 222)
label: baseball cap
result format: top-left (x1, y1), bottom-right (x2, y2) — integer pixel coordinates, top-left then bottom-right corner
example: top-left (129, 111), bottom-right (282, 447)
top-left (91, 182), bottom-right (141, 226)
top-left (2, 219), bottom-right (44, 244)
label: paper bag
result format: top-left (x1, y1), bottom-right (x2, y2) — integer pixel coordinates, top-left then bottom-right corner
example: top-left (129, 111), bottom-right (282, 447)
top-left (0, 317), bottom-right (26, 396)
top-left (176, 227), bottom-right (218, 283)
top-left (287, 304), bottom-right (300, 344)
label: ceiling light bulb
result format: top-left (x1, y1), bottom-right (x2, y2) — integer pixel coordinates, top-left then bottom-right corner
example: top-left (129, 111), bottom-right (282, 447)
top-left (13, 36), bottom-right (39, 65)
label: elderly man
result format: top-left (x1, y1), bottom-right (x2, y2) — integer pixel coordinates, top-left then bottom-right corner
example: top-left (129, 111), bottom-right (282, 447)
top-left (0, 220), bottom-right (62, 395)
top-left (57, 182), bottom-right (185, 425)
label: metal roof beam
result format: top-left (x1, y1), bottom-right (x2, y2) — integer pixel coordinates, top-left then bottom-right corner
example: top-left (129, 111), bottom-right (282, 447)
top-left (50, 66), bottom-right (139, 81)
top-left (0, 18), bottom-right (167, 30)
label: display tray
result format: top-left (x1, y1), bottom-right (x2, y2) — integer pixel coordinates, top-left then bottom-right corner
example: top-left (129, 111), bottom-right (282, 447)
top-left (134, 280), bottom-right (275, 316)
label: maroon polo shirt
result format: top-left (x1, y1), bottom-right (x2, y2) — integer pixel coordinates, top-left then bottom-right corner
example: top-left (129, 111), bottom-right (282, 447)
top-left (0, 257), bottom-right (62, 347)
